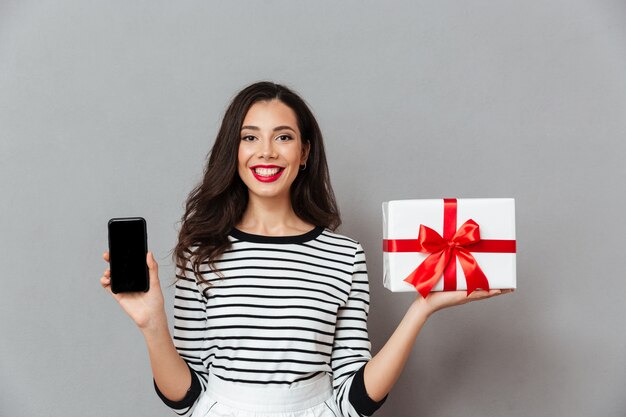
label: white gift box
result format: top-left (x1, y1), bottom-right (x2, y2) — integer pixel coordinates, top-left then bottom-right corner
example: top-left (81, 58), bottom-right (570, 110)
top-left (382, 198), bottom-right (516, 293)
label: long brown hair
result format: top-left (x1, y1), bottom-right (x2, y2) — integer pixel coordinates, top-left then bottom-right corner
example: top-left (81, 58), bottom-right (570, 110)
top-left (173, 81), bottom-right (341, 286)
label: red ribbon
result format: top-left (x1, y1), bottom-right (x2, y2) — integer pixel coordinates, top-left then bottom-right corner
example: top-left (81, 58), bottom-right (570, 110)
top-left (383, 198), bottom-right (516, 297)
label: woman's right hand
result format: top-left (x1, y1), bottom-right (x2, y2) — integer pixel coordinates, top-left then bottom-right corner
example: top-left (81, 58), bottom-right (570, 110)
top-left (100, 251), bottom-right (167, 332)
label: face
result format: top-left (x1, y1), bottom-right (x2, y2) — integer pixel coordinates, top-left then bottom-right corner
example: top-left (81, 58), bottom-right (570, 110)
top-left (238, 99), bottom-right (310, 202)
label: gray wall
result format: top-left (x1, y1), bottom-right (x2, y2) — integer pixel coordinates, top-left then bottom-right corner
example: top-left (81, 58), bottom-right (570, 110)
top-left (1, 1), bottom-right (625, 416)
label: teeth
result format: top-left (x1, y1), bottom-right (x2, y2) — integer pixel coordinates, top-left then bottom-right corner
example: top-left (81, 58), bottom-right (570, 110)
top-left (254, 167), bottom-right (281, 177)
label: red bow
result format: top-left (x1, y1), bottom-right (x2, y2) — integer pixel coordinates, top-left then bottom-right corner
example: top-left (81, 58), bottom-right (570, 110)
top-left (404, 219), bottom-right (490, 298)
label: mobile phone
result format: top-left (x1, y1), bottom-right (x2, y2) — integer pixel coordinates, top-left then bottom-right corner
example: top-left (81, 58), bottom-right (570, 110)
top-left (107, 217), bottom-right (149, 294)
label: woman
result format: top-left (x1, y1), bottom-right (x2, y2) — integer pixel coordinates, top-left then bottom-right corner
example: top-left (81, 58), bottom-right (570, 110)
top-left (100, 81), bottom-right (509, 417)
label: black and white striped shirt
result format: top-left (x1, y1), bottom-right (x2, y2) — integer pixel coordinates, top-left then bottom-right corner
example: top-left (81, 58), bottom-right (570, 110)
top-left (155, 227), bottom-right (385, 417)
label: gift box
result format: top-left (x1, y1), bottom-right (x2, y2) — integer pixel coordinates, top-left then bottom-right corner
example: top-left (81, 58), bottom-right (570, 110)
top-left (382, 198), bottom-right (516, 295)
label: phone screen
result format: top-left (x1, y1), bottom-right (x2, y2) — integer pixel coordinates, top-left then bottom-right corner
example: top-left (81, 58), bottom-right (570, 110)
top-left (108, 217), bottom-right (149, 293)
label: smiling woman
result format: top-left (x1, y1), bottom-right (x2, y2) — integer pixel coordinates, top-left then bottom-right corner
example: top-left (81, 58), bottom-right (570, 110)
top-left (237, 100), bottom-right (310, 204)
top-left (100, 81), bottom-right (508, 417)
top-left (173, 82), bottom-right (341, 281)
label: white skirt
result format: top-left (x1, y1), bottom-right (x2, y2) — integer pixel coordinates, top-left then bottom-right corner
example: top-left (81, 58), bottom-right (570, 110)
top-left (191, 373), bottom-right (341, 417)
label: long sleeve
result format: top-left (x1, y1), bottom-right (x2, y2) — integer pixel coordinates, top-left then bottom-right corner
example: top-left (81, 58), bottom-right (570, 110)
top-left (154, 258), bottom-right (210, 416)
top-left (331, 243), bottom-right (386, 417)
top-left (153, 233), bottom-right (387, 416)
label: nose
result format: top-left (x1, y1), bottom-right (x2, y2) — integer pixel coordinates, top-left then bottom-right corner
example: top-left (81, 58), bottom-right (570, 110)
top-left (259, 138), bottom-right (277, 159)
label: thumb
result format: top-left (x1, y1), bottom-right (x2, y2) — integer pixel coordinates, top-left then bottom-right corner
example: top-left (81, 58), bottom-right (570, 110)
top-left (147, 252), bottom-right (160, 288)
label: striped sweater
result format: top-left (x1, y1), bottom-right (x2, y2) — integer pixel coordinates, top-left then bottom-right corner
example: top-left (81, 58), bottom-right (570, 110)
top-left (155, 227), bottom-right (385, 416)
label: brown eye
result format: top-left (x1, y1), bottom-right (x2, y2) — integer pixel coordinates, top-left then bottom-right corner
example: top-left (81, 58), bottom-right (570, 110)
top-left (241, 135), bottom-right (256, 142)
top-left (276, 135), bottom-right (292, 142)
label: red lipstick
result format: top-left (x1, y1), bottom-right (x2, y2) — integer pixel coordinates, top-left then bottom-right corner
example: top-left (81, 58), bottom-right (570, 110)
top-left (250, 165), bottom-right (285, 183)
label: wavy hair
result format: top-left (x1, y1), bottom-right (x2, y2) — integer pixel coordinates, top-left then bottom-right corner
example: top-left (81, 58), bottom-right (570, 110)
top-left (173, 81), bottom-right (341, 287)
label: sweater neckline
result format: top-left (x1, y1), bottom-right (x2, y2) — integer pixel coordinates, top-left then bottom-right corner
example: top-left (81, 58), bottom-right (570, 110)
top-left (230, 226), bottom-right (324, 244)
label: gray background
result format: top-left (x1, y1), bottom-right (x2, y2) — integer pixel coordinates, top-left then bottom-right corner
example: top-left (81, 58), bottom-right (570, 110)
top-left (1, 1), bottom-right (625, 416)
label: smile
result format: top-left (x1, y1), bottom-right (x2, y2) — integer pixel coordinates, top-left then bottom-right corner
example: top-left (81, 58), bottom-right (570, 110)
top-left (250, 166), bottom-right (285, 182)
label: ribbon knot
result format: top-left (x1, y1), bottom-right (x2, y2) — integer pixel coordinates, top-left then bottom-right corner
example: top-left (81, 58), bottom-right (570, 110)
top-left (404, 219), bottom-right (490, 298)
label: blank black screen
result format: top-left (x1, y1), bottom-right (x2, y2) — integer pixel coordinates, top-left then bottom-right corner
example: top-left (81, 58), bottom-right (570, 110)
top-left (108, 218), bottom-right (148, 293)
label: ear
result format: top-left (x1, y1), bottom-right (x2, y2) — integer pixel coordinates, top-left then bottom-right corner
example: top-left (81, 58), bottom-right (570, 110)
top-left (301, 140), bottom-right (311, 164)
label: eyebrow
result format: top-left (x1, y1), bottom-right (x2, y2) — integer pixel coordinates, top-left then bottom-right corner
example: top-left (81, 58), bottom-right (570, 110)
top-left (240, 125), bottom-right (297, 133)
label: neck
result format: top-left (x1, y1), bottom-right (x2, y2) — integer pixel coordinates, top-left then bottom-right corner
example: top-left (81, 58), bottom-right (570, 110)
top-left (237, 194), bottom-right (313, 236)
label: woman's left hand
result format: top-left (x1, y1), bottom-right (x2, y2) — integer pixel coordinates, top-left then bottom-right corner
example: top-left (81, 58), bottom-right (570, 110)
top-left (414, 288), bottom-right (514, 318)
